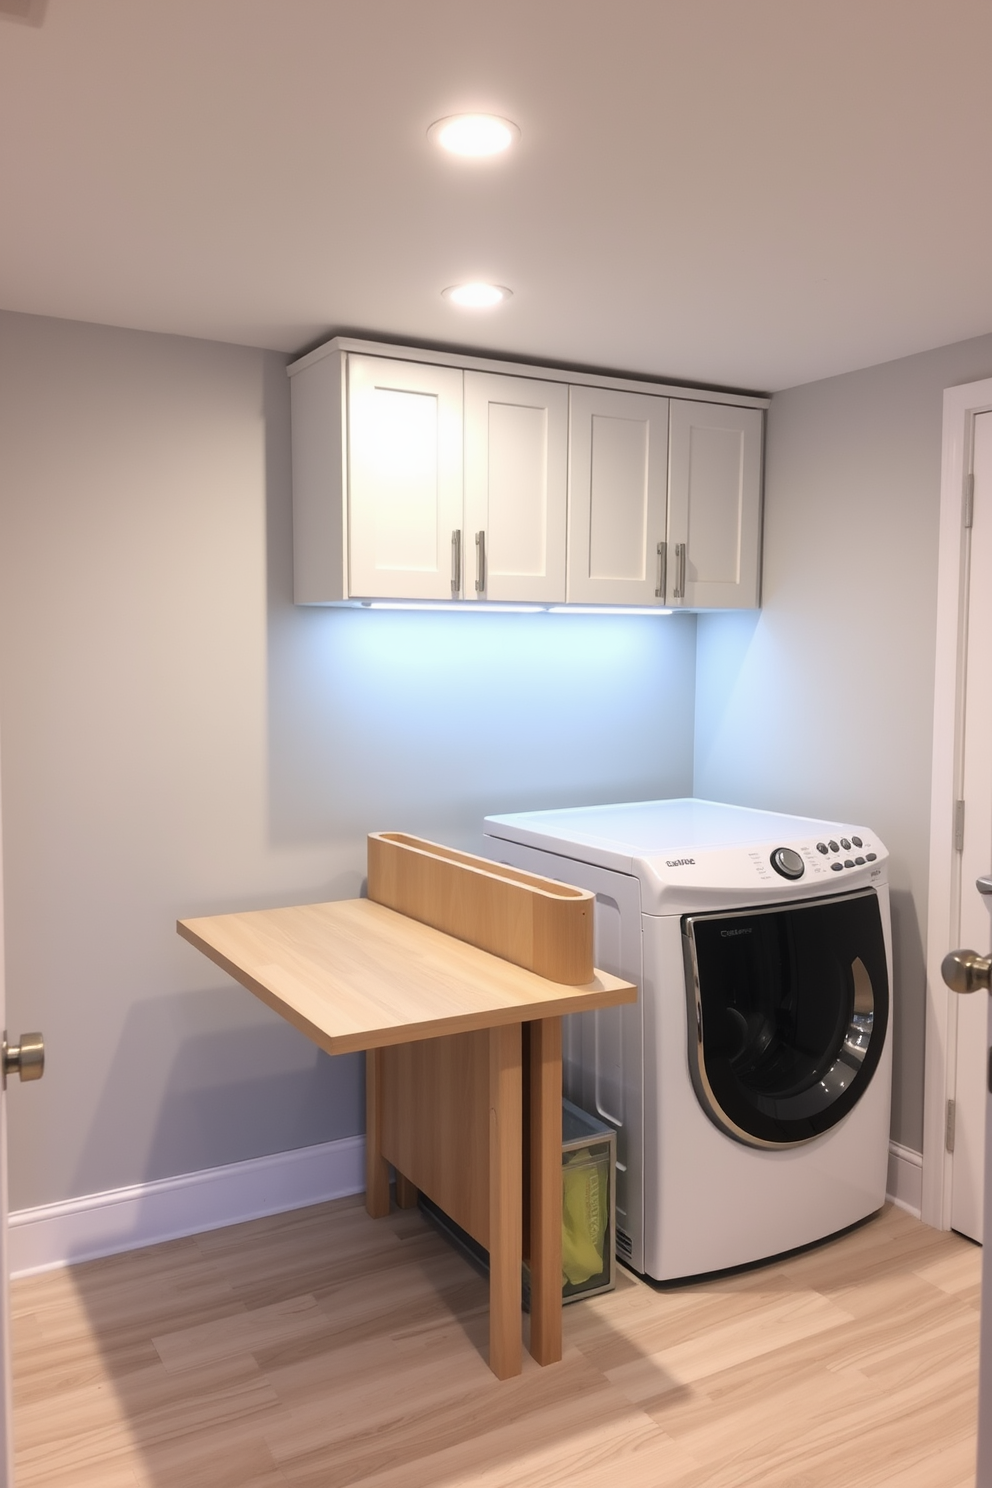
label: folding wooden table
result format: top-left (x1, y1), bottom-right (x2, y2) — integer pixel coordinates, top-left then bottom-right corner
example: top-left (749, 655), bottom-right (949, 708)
top-left (178, 891), bottom-right (635, 1379)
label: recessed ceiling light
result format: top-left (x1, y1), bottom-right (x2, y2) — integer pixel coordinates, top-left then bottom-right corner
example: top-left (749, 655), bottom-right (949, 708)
top-left (442, 282), bottom-right (512, 309)
top-left (428, 114), bottom-right (519, 157)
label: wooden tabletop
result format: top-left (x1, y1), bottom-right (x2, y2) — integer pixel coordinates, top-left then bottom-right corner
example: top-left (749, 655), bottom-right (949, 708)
top-left (177, 898), bottom-right (637, 1055)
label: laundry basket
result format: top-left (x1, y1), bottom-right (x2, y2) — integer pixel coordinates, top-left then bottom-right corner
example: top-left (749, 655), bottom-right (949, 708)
top-left (420, 1096), bottom-right (617, 1305)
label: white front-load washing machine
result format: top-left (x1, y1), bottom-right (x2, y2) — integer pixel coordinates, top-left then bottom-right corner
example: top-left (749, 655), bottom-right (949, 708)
top-left (483, 798), bottom-right (892, 1282)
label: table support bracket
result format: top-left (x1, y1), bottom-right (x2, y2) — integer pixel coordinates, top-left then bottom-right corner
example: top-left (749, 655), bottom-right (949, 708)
top-left (528, 1016), bottom-right (563, 1365)
top-left (488, 1022), bottom-right (523, 1379)
top-left (365, 1047), bottom-right (391, 1219)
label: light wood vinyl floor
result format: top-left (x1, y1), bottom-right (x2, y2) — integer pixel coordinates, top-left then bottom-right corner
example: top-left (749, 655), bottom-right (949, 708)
top-left (11, 1196), bottom-right (981, 1488)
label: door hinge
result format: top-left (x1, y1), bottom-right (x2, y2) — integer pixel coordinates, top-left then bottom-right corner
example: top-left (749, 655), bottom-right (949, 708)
top-left (965, 472), bottom-right (975, 529)
top-left (946, 1097), bottom-right (956, 1153)
top-left (954, 799), bottom-right (966, 852)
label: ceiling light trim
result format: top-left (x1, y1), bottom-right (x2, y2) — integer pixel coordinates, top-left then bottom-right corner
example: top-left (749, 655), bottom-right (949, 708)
top-left (442, 282), bottom-right (512, 309)
top-left (428, 114), bottom-right (520, 158)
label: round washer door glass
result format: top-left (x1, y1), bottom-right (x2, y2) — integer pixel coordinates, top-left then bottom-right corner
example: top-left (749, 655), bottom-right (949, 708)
top-left (682, 889), bottom-right (888, 1148)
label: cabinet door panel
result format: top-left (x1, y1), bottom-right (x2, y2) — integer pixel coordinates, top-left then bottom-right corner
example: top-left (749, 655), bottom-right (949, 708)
top-left (568, 387), bottom-right (669, 605)
top-left (348, 356), bottom-right (463, 599)
top-left (668, 401), bottom-right (763, 609)
top-left (464, 373), bottom-right (567, 602)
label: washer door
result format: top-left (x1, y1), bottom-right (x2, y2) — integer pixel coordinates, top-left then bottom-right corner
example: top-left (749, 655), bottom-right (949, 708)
top-left (683, 889), bottom-right (889, 1148)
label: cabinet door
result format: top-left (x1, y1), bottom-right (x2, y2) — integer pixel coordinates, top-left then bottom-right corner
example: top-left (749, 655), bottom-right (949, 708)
top-left (567, 387), bottom-right (669, 605)
top-left (463, 372), bottom-right (568, 603)
top-left (348, 355), bottom-right (463, 599)
top-left (667, 401), bottom-right (763, 609)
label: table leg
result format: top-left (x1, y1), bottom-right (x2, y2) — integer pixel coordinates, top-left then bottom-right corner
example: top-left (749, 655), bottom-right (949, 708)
top-left (365, 1047), bottom-right (391, 1219)
top-left (488, 1021), bottom-right (522, 1380)
top-left (528, 1016), bottom-right (563, 1366)
top-left (394, 1172), bottom-right (419, 1209)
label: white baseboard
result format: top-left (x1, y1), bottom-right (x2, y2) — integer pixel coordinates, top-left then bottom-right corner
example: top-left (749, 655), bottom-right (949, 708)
top-left (886, 1140), bottom-right (923, 1219)
top-left (7, 1131), bottom-right (926, 1280)
top-left (8, 1134), bottom-right (366, 1279)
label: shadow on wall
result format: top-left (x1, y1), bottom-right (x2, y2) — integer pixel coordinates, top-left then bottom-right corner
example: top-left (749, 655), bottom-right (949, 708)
top-left (60, 986), bottom-right (363, 1263)
top-left (0, 0), bottom-right (47, 26)
top-left (692, 609), bottom-right (763, 790)
top-left (887, 887), bottom-right (926, 1149)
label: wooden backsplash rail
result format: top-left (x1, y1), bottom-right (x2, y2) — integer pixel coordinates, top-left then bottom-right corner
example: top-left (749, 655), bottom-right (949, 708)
top-left (366, 832), bottom-right (594, 986)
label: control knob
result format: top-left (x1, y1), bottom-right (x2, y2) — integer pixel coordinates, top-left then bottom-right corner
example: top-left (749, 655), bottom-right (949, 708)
top-left (770, 846), bottom-right (805, 880)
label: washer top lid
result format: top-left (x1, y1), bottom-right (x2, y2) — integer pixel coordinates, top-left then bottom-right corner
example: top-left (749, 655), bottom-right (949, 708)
top-left (484, 798), bottom-right (888, 911)
top-left (486, 798), bottom-right (845, 855)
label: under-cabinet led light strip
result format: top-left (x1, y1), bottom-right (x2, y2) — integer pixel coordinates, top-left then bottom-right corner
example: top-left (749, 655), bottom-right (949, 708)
top-left (548, 606), bottom-right (674, 616)
top-left (361, 602), bottom-right (674, 615)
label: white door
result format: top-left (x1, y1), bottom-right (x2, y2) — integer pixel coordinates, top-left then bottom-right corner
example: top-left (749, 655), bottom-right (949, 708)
top-left (667, 400), bottom-right (763, 609)
top-left (944, 948), bottom-right (992, 1485)
top-left (951, 411), bottom-right (992, 1242)
top-left (0, 736), bottom-right (13, 1486)
top-left (463, 373), bottom-right (568, 603)
top-left (566, 386), bottom-right (669, 606)
top-left (347, 355), bottom-right (464, 600)
top-left (979, 1090), bottom-right (992, 1486)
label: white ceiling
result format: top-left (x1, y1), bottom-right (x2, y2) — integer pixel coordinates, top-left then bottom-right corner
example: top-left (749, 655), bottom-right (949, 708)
top-left (1, 0), bottom-right (990, 391)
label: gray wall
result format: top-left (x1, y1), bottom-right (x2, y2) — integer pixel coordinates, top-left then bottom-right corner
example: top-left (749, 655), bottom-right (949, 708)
top-left (5, 307), bottom-right (985, 1215)
top-left (694, 331), bottom-right (992, 1152)
top-left (0, 310), bottom-right (698, 1213)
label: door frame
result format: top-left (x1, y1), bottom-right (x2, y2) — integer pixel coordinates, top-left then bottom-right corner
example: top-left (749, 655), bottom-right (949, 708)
top-left (923, 377), bottom-right (992, 1228)
top-left (0, 725), bottom-right (12, 1484)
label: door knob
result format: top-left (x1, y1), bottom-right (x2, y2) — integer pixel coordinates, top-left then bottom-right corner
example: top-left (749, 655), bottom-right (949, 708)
top-left (2, 1031), bottom-right (44, 1086)
top-left (942, 949), bottom-right (992, 995)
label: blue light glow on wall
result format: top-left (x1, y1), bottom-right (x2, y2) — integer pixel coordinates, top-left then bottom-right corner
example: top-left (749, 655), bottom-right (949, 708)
top-left (268, 607), bottom-right (698, 854)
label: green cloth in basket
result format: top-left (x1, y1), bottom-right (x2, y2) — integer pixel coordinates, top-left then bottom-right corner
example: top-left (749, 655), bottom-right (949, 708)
top-left (561, 1147), bottom-right (607, 1286)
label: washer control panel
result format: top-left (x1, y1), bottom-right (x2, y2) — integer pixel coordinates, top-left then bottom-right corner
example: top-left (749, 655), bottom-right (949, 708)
top-left (659, 829), bottom-right (887, 905)
top-left (770, 846), bottom-right (805, 879)
top-left (815, 835), bottom-right (878, 873)
top-left (735, 832), bottom-right (882, 889)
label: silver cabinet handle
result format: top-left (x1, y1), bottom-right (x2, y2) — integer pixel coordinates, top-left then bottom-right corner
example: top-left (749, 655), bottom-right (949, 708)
top-left (475, 530), bottom-right (486, 594)
top-left (451, 529), bottom-right (462, 597)
top-left (655, 541), bottom-right (667, 600)
top-left (978, 877), bottom-right (992, 896)
top-left (674, 541), bottom-right (687, 600)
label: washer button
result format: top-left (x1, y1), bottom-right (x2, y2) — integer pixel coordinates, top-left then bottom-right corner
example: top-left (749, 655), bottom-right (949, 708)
top-left (855, 856), bottom-right (865, 866)
top-left (844, 858), bottom-right (855, 869)
top-left (841, 838), bottom-right (852, 850)
top-left (829, 840), bottom-right (840, 853)
top-left (866, 852), bottom-right (877, 862)
top-left (770, 847), bottom-right (805, 880)
top-left (817, 841), bottom-right (828, 855)
top-left (831, 862), bottom-right (843, 872)
top-left (852, 836), bottom-right (863, 848)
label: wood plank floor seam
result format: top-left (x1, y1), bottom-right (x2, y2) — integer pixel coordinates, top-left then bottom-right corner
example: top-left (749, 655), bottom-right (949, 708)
top-left (11, 1198), bottom-right (979, 1487)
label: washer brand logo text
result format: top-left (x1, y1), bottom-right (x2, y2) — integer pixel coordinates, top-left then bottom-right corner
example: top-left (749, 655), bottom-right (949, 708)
top-left (666, 857), bottom-right (696, 867)
top-left (721, 927), bottom-right (752, 938)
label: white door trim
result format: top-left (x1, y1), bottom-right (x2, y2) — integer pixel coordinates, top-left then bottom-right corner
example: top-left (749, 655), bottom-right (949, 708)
top-left (0, 728), bottom-right (12, 1486)
top-left (923, 377), bottom-right (992, 1228)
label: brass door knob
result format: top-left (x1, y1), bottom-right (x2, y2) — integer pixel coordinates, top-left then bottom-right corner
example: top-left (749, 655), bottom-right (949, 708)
top-left (942, 949), bottom-right (992, 995)
top-left (2, 1032), bottom-right (44, 1086)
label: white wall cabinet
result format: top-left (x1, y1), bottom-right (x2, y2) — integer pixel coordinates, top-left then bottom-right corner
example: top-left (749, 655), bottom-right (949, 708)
top-left (464, 372), bottom-right (568, 604)
top-left (667, 400), bottom-right (763, 609)
top-left (289, 337), bottom-right (766, 610)
top-left (348, 355), bottom-right (463, 601)
top-left (567, 386), bottom-right (670, 606)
